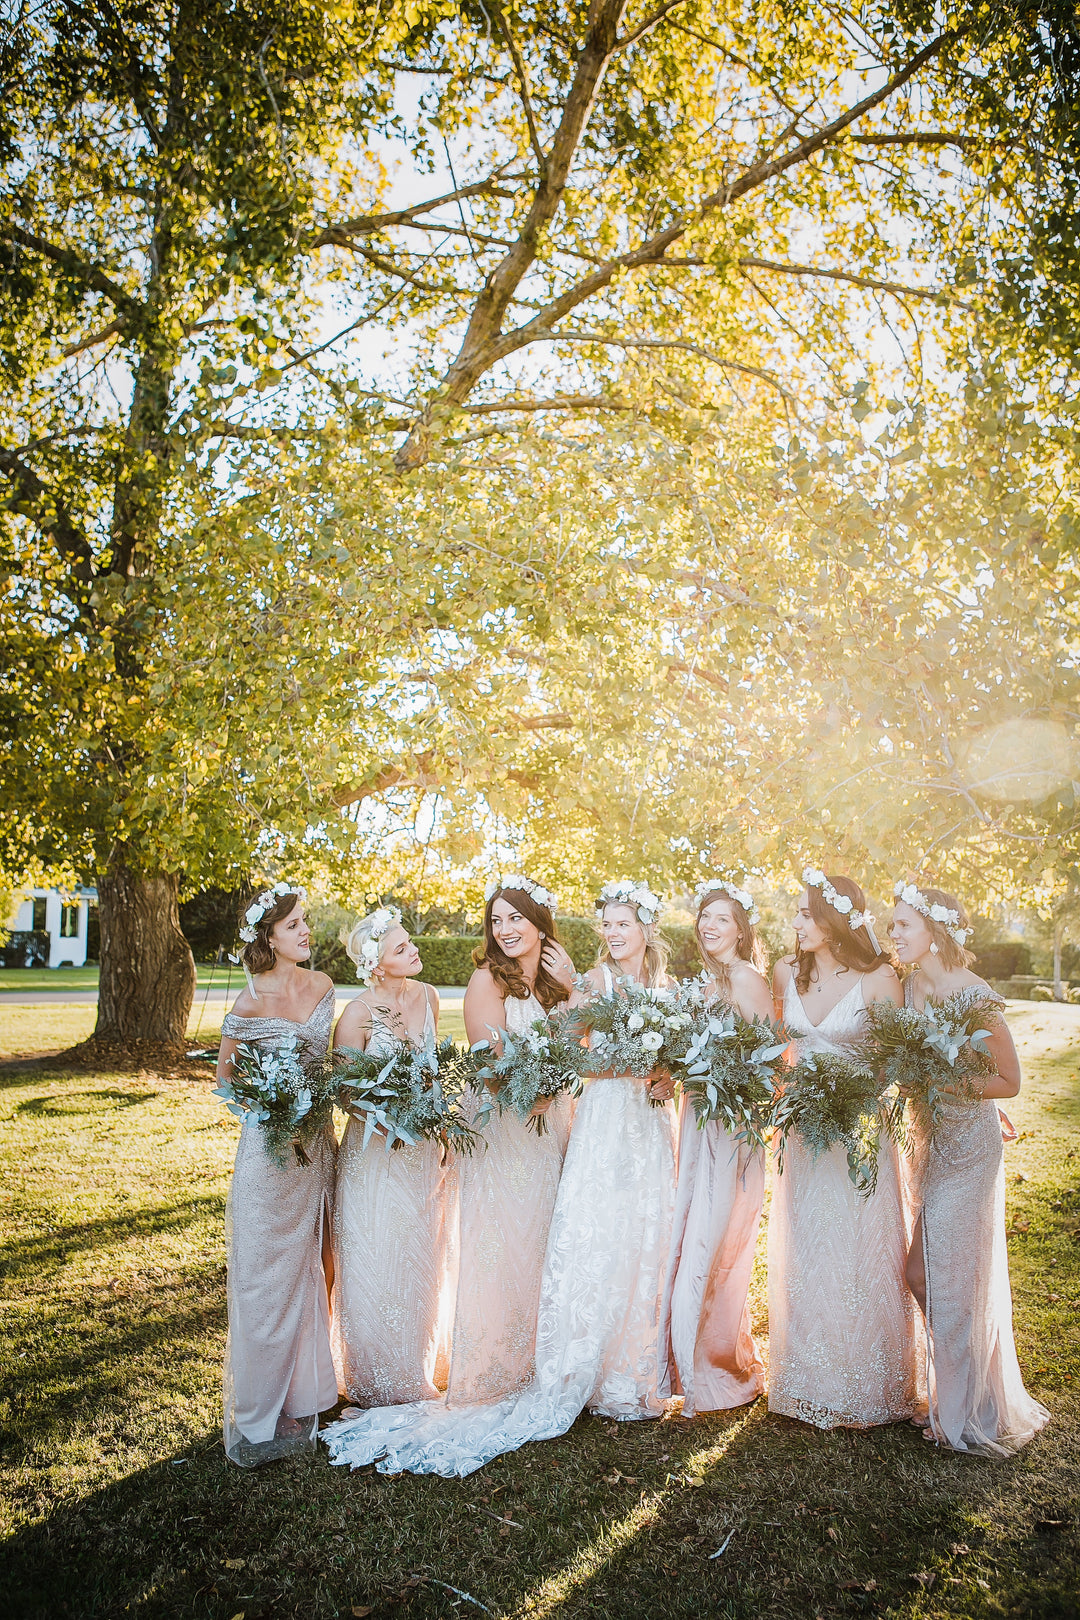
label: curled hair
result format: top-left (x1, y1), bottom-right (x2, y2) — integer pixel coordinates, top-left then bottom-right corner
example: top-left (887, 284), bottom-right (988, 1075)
top-left (695, 887), bottom-right (767, 1003)
top-left (597, 902), bottom-right (670, 989)
top-left (240, 890), bottom-right (303, 977)
top-left (473, 886), bottom-right (569, 1013)
top-left (795, 874), bottom-right (895, 995)
top-left (904, 885), bottom-right (976, 973)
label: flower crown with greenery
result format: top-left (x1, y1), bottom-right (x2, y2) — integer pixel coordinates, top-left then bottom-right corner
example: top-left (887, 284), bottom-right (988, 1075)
top-left (693, 877), bottom-right (759, 924)
top-left (240, 882), bottom-right (307, 944)
top-left (355, 906), bottom-right (403, 985)
top-left (596, 879), bottom-right (661, 925)
top-left (484, 873), bottom-right (558, 911)
top-left (893, 882), bottom-right (970, 946)
top-left (802, 867), bottom-right (881, 952)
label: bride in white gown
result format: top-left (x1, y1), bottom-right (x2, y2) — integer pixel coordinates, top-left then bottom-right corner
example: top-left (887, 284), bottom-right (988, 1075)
top-left (322, 878), bottom-right (677, 1477)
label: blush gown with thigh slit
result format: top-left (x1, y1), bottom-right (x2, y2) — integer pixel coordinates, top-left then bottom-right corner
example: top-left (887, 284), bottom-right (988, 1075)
top-left (906, 982), bottom-right (1048, 1457)
top-left (767, 975), bottom-right (921, 1429)
top-left (221, 987), bottom-right (338, 1467)
top-left (658, 1089), bottom-right (766, 1415)
top-left (444, 991), bottom-right (572, 1403)
top-left (321, 966), bottom-right (677, 1477)
top-left (332, 994), bottom-right (454, 1406)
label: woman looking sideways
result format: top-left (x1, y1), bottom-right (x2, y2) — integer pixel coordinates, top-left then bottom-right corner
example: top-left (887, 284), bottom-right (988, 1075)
top-left (890, 883), bottom-right (1049, 1456)
top-left (658, 879), bottom-right (773, 1415)
top-left (331, 909), bottom-right (449, 1409)
top-left (447, 878), bottom-right (577, 1404)
top-left (768, 870), bottom-right (920, 1430)
top-left (217, 886), bottom-right (338, 1467)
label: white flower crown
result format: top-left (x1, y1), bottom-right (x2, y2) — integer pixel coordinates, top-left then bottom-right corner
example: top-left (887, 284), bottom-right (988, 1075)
top-left (802, 867), bottom-right (880, 948)
top-left (239, 882), bottom-right (307, 943)
top-left (893, 882), bottom-right (970, 946)
top-left (484, 874), bottom-right (558, 911)
top-left (355, 906), bottom-right (403, 985)
top-left (596, 879), bottom-right (662, 926)
top-left (693, 877), bottom-right (759, 924)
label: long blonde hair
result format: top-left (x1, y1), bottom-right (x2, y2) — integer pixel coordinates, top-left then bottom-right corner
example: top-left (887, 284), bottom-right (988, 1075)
top-left (596, 907), bottom-right (670, 988)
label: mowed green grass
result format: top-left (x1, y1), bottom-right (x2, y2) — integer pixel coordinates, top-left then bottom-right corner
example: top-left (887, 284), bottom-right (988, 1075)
top-left (0, 1005), bottom-right (1076, 1620)
top-left (0, 965), bottom-right (236, 993)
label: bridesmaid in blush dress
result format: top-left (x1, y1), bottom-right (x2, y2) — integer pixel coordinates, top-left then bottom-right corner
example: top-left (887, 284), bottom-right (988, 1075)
top-left (218, 885), bottom-right (338, 1467)
top-left (657, 879), bottom-right (772, 1415)
top-left (331, 908), bottom-right (450, 1408)
top-left (768, 870), bottom-right (920, 1430)
top-left (447, 877), bottom-right (577, 1403)
top-left (890, 882), bottom-right (1049, 1457)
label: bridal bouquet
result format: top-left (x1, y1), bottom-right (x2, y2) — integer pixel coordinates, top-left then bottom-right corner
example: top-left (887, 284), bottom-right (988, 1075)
top-left (213, 1037), bottom-right (335, 1167)
top-left (334, 1037), bottom-right (478, 1154)
top-left (576, 978), bottom-right (694, 1082)
top-left (675, 1004), bottom-right (789, 1153)
top-left (470, 1007), bottom-right (590, 1135)
top-left (772, 1050), bottom-right (890, 1196)
top-left (863, 995), bottom-right (996, 1141)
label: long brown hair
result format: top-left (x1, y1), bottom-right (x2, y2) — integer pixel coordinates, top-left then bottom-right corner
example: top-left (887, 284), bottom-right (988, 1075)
top-left (695, 888), bottom-right (767, 1002)
top-left (907, 885), bottom-right (976, 972)
top-left (795, 874), bottom-right (895, 994)
top-left (240, 890), bottom-right (303, 976)
top-left (473, 887), bottom-right (570, 1013)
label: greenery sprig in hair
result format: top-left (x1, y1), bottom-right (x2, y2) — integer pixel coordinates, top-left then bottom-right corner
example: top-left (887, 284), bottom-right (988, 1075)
top-left (772, 1049), bottom-right (894, 1196)
top-left (863, 993), bottom-right (996, 1142)
top-left (469, 1007), bottom-right (589, 1135)
top-left (335, 1037), bottom-right (479, 1154)
top-left (213, 1038), bottom-right (335, 1167)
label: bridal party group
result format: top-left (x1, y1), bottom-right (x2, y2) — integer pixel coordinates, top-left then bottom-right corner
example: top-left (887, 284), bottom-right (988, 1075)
top-left (215, 867), bottom-right (1050, 1477)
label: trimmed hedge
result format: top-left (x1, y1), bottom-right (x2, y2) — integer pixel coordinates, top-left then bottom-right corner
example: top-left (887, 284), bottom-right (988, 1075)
top-left (973, 941), bottom-right (1032, 979)
top-left (416, 935), bottom-right (482, 987)
top-left (413, 917), bottom-right (702, 988)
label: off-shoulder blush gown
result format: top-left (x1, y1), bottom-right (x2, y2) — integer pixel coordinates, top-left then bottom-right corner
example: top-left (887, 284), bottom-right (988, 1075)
top-left (906, 982), bottom-right (1048, 1456)
top-left (221, 987), bottom-right (338, 1466)
top-left (445, 991), bottom-right (571, 1402)
top-left (767, 975), bottom-right (920, 1429)
top-left (332, 995), bottom-right (453, 1405)
top-left (322, 966), bottom-right (677, 1477)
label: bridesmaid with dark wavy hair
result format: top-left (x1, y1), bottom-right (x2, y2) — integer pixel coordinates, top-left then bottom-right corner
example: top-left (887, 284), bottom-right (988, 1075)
top-left (447, 876), bottom-right (577, 1404)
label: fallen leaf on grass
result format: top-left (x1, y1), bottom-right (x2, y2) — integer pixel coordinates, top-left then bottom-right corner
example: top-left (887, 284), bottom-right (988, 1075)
top-left (950, 1543), bottom-right (970, 1555)
top-left (1035, 1519), bottom-right (1067, 1532)
top-left (977, 1578), bottom-right (991, 1590)
top-left (603, 1470), bottom-right (639, 1485)
top-left (224, 1560), bottom-right (245, 1570)
top-left (913, 1570), bottom-right (937, 1589)
top-left (352, 1609), bottom-right (374, 1617)
top-left (826, 1526), bottom-right (839, 1542)
top-left (839, 1580), bottom-right (877, 1593)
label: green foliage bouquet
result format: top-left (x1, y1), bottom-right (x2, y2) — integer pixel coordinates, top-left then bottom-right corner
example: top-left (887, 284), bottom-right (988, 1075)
top-left (470, 1008), bottom-right (590, 1135)
top-left (213, 1038), bottom-right (335, 1168)
top-left (863, 995), bottom-right (996, 1141)
top-left (675, 1003), bottom-right (789, 1152)
top-left (772, 1050), bottom-right (890, 1196)
top-left (576, 977), bottom-right (694, 1082)
top-left (335, 1037), bottom-right (478, 1154)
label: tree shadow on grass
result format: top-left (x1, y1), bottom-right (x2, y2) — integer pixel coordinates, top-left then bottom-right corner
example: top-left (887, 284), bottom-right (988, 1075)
top-left (14, 1088), bottom-right (159, 1116)
top-left (0, 1194), bottom-right (225, 1280)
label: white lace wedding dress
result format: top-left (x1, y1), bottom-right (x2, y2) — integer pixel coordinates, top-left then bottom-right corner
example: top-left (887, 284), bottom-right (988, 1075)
top-left (767, 974), bottom-right (921, 1428)
top-left (322, 967), bottom-right (676, 1477)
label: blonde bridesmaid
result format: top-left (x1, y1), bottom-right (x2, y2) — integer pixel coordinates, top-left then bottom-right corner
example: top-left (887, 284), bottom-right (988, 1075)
top-left (658, 879), bottom-right (772, 1415)
top-left (890, 881), bottom-right (1049, 1456)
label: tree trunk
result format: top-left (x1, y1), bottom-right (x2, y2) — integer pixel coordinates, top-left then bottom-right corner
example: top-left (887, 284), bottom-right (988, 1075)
top-left (1053, 917), bottom-right (1066, 1002)
top-left (94, 848), bottom-right (197, 1047)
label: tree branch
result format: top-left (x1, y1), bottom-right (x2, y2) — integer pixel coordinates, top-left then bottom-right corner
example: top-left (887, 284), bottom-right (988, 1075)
top-left (0, 450), bottom-right (98, 583)
top-left (737, 256), bottom-right (973, 308)
top-left (489, 1), bottom-right (547, 172)
top-left (2, 224), bottom-right (142, 318)
top-left (312, 174), bottom-right (522, 248)
top-left (534, 328), bottom-right (799, 400)
top-left (62, 318), bottom-right (123, 358)
top-left (615, 0), bottom-right (691, 52)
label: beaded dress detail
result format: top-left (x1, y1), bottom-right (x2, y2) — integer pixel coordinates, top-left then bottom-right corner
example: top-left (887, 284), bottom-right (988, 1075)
top-left (906, 981), bottom-right (1048, 1456)
top-left (221, 987), bottom-right (337, 1467)
top-left (767, 975), bottom-right (920, 1429)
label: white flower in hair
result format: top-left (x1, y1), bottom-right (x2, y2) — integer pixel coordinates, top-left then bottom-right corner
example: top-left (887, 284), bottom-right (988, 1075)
top-left (892, 880), bottom-right (970, 945)
top-left (596, 878), bottom-right (662, 925)
top-left (802, 867), bottom-right (879, 946)
top-left (239, 881), bottom-right (307, 943)
top-left (355, 906), bottom-right (403, 985)
top-left (484, 873), bottom-right (558, 911)
top-left (693, 877), bottom-right (760, 924)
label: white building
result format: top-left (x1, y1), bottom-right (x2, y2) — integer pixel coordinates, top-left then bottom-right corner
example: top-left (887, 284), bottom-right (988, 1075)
top-left (9, 887), bottom-right (96, 968)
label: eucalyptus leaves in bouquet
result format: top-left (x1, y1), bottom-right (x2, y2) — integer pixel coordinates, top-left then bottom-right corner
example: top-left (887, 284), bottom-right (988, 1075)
top-left (772, 1050), bottom-right (891, 1196)
top-left (213, 1038), bottom-right (335, 1168)
top-left (335, 1037), bottom-right (478, 1154)
top-left (675, 1002), bottom-right (788, 1152)
top-left (863, 994), bottom-right (996, 1142)
top-left (576, 976), bottom-right (694, 1081)
top-left (470, 1007), bottom-right (589, 1135)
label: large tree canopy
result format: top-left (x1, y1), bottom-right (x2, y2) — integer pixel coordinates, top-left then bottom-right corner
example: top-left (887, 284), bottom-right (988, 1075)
top-left (1, 0), bottom-right (1078, 1043)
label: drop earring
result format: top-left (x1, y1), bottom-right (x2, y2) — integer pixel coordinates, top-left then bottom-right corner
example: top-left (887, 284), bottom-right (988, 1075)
top-left (930, 942), bottom-right (939, 954)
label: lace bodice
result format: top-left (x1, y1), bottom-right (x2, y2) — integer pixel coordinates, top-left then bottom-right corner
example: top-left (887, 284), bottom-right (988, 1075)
top-left (783, 973), bottom-right (868, 1057)
top-left (504, 991), bottom-right (545, 1037)
top-left (221, 985), bottom-right (335, 1060)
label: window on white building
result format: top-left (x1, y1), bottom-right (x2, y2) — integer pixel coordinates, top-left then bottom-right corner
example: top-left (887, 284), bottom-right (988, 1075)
top-left (32, 898), bottom-right (47, 931)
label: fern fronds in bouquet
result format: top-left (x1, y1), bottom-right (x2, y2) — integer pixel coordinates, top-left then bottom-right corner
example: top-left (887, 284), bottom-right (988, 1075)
top-left (335, 1036), bottom-right (479, 1153)
top-left (470, 1007), bottom-right (589, 1135)
top-left (675, 1005), bottom-right (788, 1152)
top-left (576, 977), bottom-right (694, 1080)
top-left (772, 1050), bottom-right (889, 1196)
top-left (213, 1038), bottom-right (335, 1168)
top-left (864, 995), bottom-right (996, 1141)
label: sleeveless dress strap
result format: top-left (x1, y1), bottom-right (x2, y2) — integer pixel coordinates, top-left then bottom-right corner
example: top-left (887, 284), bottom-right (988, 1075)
top-left (601, 964), bottom-right (614, 995)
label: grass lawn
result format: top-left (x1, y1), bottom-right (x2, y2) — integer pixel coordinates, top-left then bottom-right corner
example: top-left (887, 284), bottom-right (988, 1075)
top-left (0, 1004), bottom-right (1076, 1620)
top-left (0, 965), bottom-right (238, 993)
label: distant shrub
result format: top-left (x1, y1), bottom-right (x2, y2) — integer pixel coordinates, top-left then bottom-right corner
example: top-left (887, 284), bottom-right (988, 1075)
top-left (0, 930), bottom-right (48, 969)
top-left (973, 941), bottom-right (1032, 979)
top-left (1030, 984), bottom-right (1054, 1001)
top-left (417, 936), bottom-right (482, 987)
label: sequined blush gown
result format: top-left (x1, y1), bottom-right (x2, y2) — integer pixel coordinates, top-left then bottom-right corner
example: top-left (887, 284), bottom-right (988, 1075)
top-left (445, 991), bottom-right (572, 1403)
top-left (322, 966), bottom-right (677, 1477)
top-left (332, 995), bottom-right (454, 1406)
top-left (907, 983), bottom-right (1049, 1457)
top-left (767, 975), bottom-right (920, 1429)
top-left (221, 987), bottom-right (338, 1467)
